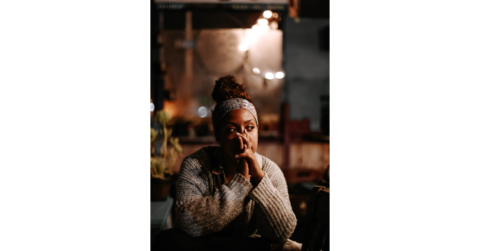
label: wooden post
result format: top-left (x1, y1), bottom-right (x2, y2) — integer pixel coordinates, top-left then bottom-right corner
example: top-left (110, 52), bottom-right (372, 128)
top-left (282, 102), bottom-right (290, 170)
top-left (184, 11), bottom-right (193, 85)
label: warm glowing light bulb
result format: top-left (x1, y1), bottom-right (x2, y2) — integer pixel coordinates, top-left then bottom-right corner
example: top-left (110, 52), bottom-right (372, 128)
top-left (275, 72), bottom-right (284, 79)
top-left (253, 68), bottom-right (260, 74)
top-left (263, 10), bottom-right (273, 18)
top-left (257, 18), bottom-right (268, 26)
top-left (265, 72), bottom-right (274, 79)
top-left (269, 20), bottom-right (278, 30)
top-left (197, 106), bottom-right (208, 118)
top-left (252, 24), bottom-right (259, 30)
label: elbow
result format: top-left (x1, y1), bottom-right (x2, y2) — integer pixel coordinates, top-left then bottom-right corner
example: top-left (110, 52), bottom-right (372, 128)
top-left (174, 211), bottom-right (221, 238)
top-left (183, 227), bottom-right (202, 238)
top-left (175, 217), bottom-right (204, 238)
top-left (174, 212), bottom-right (200, 238)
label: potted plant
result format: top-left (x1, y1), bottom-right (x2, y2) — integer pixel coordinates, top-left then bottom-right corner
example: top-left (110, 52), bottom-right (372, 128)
top-left (151, 110), bottom-right (182, 201)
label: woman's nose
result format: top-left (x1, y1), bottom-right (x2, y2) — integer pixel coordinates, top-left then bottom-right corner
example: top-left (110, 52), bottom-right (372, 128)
top-left (236, 128), bottom-right (247, 135)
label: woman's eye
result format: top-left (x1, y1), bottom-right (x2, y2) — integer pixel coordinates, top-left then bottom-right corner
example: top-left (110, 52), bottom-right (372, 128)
top-left (229, 128), bottom-right (237, 132)
top-left (247, 126), bottom-right (254, 131)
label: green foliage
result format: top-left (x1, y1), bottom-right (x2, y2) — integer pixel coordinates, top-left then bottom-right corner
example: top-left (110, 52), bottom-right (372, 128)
top-left (169, 137), bottom-right (182, 153)
top-left (151, 128), bottom-right (158, 156)
top-left (151, 110), bottom-right (182, 179)
top-left (155, 110), bottom-right (172, 124)
top-left (151, 128), bottom-right (158, 143)
top-left (151, 157), bottom-right (165, 179)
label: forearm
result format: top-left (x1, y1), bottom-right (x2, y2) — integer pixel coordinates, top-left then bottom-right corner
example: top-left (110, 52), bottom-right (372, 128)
top-left (175, 173), bottom-right (253, 237)
top-left (248, 173), bottom-right (297, 242)
top-left (249, 162), bottom-right (265, 186)
top-left (235, 149), bottom-right (265, 186)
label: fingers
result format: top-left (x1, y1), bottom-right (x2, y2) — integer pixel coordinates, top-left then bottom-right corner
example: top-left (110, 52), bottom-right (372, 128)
top-left (236, 133), bottom-right (252, 150)
top-left (240, 137), bottom-right (248, 153)
top-left (236, 158), bottom-right (250, 180)
top-left (238, 135), bottom-right (244, 151)
top-left (236, 136), bottom-right (242, 163)
top-left (235, 152), bottom-right (251, 160)
top-left (243, 128), bottom-right (251, 143)
top-left (244, 129), bottom-right (254, 151)
top-left (241, 159), bottom-right (250, 180)
top-left (236, 131), bottom-right (251, 150)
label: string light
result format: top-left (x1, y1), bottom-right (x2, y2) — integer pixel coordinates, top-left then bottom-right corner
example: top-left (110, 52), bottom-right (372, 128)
top-left (253, 68), bottom-right (260, 74)
top-left (263, 10), bottom-right (272, 18)
top-left (257, 18), bottom-right (268, 26)
top-left (275, 72), bottom-right (285, 79)
top-left (265, 72), bottom-right (274, 79)
top-left (197, 106), bottom-right (208, 118)
top-left (269, 20), bottom-right (278, 30)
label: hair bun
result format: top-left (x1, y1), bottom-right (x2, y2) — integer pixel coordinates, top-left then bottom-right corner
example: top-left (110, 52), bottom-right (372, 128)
top-left (212, 75), bottom-right (252, 104)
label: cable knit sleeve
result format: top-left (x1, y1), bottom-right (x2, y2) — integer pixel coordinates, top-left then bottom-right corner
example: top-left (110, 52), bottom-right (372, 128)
top-left (175, 155), bottom-right (253, 237)
top-left (248, 157), bottom-right (297, 243)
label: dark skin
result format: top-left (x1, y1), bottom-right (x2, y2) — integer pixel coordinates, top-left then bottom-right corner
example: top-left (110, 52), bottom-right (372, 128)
top-left (215, 109), bottom-right (265, 186)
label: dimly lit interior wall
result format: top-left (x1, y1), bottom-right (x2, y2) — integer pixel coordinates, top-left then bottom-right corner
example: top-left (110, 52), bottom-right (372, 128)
top-left (285, 17), bottom-right (329, 131)
top-left (151, 2), bottom-right (164, 113)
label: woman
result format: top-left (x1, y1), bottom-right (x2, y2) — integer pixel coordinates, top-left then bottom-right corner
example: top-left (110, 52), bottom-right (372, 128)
top-left (155, 76), bottom-right (301, 251)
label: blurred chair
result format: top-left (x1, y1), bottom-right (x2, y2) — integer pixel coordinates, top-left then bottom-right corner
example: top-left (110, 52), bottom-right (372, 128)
top-left (151, 196), bottom-right (174, 247)
top-left (284, 169), bottom-right (322, 184)
top-left (301, 167), bottom-right (329, 251)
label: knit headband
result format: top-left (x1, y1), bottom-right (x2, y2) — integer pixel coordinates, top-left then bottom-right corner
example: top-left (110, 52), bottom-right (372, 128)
top-left (212, 98), bottom-right (258, 134)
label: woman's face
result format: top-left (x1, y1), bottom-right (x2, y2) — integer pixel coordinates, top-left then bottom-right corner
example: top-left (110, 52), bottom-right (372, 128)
top-left (216, 109), bottom-right (258, 158)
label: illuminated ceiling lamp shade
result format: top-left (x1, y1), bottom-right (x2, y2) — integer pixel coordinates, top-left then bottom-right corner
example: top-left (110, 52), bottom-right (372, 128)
top-left (275, 71), bottom-right (285, 79)
top-left (263, 10), bottom-right (273, 18)
top-left (265, 72), bottom-right (274, 80)
top-left (197, 106), bottom-right (208, 118)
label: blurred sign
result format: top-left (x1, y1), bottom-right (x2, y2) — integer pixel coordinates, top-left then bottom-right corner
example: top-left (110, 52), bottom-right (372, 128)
top-left (289, 0), bottom-right (329, 18)
top-left (155, 0), bottom-right (288, 11)
top-left (174, 39), bottom-right (196, 49)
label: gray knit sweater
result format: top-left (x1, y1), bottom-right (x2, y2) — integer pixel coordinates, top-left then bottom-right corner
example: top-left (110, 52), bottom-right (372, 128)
top-left (175, 146), bottom-right (297, 243)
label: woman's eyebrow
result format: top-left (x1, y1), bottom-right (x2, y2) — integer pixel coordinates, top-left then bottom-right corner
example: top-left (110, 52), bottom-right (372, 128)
top-left (224, 122), bottom-right (239, 126)
top-left (224, 119), bottom-right (254, 126)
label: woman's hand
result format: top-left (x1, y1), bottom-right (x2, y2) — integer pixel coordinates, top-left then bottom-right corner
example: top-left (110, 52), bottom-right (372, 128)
top-left (236, 129), bottom-right (265, 185)
top-left (235, 131), bottom-right (250, 180)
